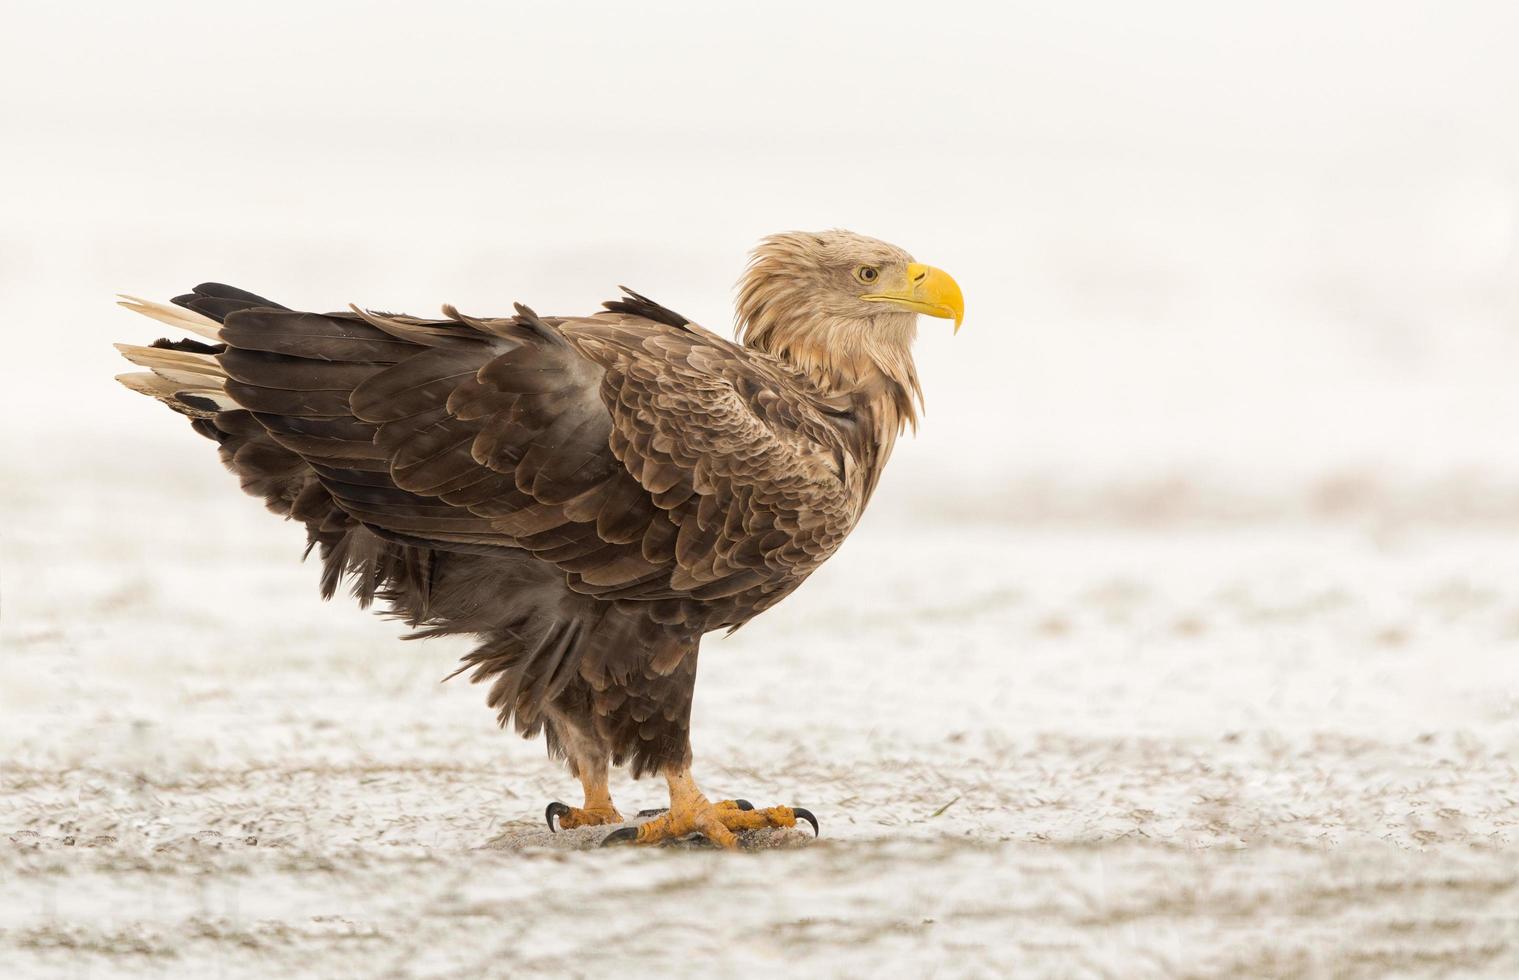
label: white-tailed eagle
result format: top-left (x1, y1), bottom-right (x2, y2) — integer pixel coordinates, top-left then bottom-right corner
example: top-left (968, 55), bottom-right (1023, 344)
top-left (115, 230), bottom-right (964, 846)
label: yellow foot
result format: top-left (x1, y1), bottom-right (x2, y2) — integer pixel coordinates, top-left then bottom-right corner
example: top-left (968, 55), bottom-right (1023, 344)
top-left (602, 798), bottom-right (818, 849)
top-left (635, 797), bottom-right (751, 818)
top-left (545, 801), bottom-right (624, 831)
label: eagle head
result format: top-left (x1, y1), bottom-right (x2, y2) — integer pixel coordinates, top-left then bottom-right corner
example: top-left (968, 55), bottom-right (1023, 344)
top-left (735, 229), bottom-right (963, 427)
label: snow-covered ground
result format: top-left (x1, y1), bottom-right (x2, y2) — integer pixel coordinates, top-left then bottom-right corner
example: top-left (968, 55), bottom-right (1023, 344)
top-left (5, 446), bottom-right (1519, 977)
top-left (6, 4), bottom-right (1519, 975)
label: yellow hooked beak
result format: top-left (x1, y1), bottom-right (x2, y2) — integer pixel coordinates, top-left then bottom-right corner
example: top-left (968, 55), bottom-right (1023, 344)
top-left (862, 263), bottom-right (965, 332)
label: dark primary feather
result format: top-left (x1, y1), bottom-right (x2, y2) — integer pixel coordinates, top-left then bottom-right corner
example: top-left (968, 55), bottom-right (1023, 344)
top-left (137, 283), bottom-right (879, 776)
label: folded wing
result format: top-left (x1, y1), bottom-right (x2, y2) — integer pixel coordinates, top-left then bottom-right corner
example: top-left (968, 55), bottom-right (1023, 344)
top-left (190, 287), bottom-right (858, 632)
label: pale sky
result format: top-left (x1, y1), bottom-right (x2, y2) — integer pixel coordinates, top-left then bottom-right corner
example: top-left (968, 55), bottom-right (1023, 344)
top-left (4, 0), bottom-right (1517, 508)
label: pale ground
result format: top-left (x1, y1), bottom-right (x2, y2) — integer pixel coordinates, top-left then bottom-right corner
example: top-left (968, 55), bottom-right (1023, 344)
top-left (5, 450), bottom-right (1519, 978)
top-left (5, 2), bottom-right (1519, 975)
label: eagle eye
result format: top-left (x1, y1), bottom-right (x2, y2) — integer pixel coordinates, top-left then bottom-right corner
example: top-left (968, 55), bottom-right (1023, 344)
top-left (855, 265), bottom-right (879, 284)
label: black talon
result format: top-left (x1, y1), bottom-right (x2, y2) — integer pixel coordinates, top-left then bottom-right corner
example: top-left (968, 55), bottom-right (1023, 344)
top-left (734, 799), bottom-right (754, 811)
top-left (601, 827), bottom-right (641, 847)
top-left (792, 807), bottom-right (819, 837)
top-left (636, 807), bottom-right (668, 818)
top-left (545, 801), bottom-right (571, 832)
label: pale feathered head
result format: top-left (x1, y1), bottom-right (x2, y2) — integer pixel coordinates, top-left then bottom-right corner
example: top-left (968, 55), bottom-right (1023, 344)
top-left (735, 229), bottom-right (963, 428)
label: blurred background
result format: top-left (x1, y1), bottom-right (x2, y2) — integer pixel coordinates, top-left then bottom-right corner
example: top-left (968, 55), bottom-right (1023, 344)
top-left (7, 5), bottom-right (1519, 972)
top-left (4, 0), bottom-right (1517, 528)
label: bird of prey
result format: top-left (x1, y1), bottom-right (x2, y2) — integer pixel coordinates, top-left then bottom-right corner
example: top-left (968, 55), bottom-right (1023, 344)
top-left (114, 230), bottom-right (964, 847)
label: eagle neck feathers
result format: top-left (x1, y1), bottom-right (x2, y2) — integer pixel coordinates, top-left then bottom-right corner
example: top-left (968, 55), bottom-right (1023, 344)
top-left (733, 277), bottom-right (921, 512)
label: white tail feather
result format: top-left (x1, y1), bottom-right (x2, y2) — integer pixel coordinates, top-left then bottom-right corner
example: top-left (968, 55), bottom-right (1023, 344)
top-left (113, 342), bottom-right (225, 382)
top-left (116, 293), bottom-right (223, 342)
top-left (116, 371), bottom-right (181, 400)
top-left (116, 371), bottom-right (237, 417)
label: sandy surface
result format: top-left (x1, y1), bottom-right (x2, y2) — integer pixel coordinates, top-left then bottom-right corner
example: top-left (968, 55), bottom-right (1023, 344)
top-left (5, 456), bottom-right (1519, 977)
top-left (6, 1), bottom-right (1519, 974)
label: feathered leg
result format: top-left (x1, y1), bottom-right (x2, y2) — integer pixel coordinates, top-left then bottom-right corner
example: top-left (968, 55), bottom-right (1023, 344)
top-left (601, 766), bottom-right (817, 848)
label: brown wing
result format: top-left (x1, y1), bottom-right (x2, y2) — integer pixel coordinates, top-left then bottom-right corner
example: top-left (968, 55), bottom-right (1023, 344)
top-left (130, 284), bottom-right (863, 776)
top-left (213, 293), bottom-right (859, 633)
top-left (561, 317), bottom-right (861, 618)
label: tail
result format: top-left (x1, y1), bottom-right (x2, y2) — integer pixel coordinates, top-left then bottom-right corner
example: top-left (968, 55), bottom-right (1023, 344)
top-left (114, 284), bottom-right (441, 615)
top-left (114, 294), bottom-right (238, 420)
top-left (114, 283), bottom-right (350, 569)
